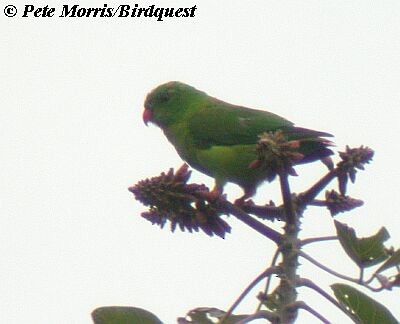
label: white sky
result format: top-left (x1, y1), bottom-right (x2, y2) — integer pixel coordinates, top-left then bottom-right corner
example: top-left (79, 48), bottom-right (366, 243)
top-left (1, 1), bottom-right (399, 323)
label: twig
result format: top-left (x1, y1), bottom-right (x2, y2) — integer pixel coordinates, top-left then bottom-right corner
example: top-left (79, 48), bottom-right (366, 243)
top-left (216, 199), bottom-right (282, 244)
top-left (365, 268), bottom-right (394, 286)
top-left (236, 310), bottom-right (279, 323)
top-left (299, 251), bottom-right (360, 284)
top-left (300, 236), bottom-right (338, 246)
top-left (255, 248), bottom-right (281, 312)
top-left (241, 203), bottom-right (284, 221)
top-left (290, 301), bottom-right (331, 324)
top-left (298, 169), bottom-right (337, 206)
top-left (220, 266), bottom-right (280, 324)
top-left (297, 277), bottom-right (349, 317)
top-left (359, 268), bottom-right (364, 282)
top-left (308, 199), bottom-right (328, 207)
top-left (299, 251), bottom-right (385, 292)
top-left (364, 273), bottom-right (375, 285)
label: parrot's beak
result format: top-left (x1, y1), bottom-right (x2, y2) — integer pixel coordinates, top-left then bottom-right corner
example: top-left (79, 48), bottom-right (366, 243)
top-left (142, 108), bottom-right (152, 126)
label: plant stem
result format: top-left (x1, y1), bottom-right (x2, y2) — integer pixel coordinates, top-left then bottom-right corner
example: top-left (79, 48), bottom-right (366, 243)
top-left (299, 251), bottom-right (360, 284)
top-left (300, 236), bottom-right (338, 246)
top-left (300, 252), bottom-right (386, 292)
top-left (220, 266), bottom-right (279, 324)
top-left (256, 248), bottom-right (281, 312)
top-left (241, 203), bottom-right (284, 221)
top-left (297, 277), bottom-right (349, 318)
top-left (298, 169), bottom-right (337, 206)
top-left (359, 268), bottom-right (364, 282)
top-left (279, 171), bottom-right (296, 226)
top-left (308, 199), bottom-right (328, 207)
top-left (291, 301), bottom-right (331, 324)
top-left (236, 310), bottom-right (279, 323)
top-left (278, 171), bottom-right (301, 323)
top-left (217, 199), bottom-right (282, 244)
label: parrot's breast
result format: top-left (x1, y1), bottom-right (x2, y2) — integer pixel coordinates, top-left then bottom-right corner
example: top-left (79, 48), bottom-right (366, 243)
top-left (162, 121), bottom-right (265, 190)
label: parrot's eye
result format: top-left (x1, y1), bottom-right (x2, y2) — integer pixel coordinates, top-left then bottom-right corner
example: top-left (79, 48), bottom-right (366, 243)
top-left (159, 92), bottom-right (170, 103)
top-left (145, 100), bottom-right (153, 110)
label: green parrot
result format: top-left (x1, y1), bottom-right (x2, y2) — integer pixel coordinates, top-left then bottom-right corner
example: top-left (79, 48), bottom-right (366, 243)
top-left (142, 81), bottom-right (333, 201)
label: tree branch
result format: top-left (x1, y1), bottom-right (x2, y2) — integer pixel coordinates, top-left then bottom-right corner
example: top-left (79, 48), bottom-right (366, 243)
top-left (289, 301), bottom-right (331, 324)
top-left (297, 277), bottom-right (348, 317)
top-left (300, 251), bottom-right (388, 292)
top-left (299, 251), bottom-right (361, 284)
top-left (215, 199), bottom-right (282, 244)
top-left (241, 203), bottom-right (284, 221)
top-left (220, 266), bottom-right (280, 324)
top-left (236, 310), bottom-right (280, 323)
top-left (279, 172), bottom-right (296, 226)
top-left (308, 199), bottom-right (328, 207)
top-left (256, 247), bottom-right (281, 312)
top-left (300, 236), bottom-right (338, 246)
top-left (277, 171), bottom-right (300, 323)
top-left (298, 169), bottom-right (337, 206)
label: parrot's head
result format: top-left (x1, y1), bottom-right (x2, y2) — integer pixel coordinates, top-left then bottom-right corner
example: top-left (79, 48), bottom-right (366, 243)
top-left (143, 81), bottom-right (203, 128)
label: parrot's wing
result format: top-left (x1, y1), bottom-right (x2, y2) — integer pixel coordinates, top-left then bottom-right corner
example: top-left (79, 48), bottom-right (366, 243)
top-left (187, 102), bottom-right (331, 149)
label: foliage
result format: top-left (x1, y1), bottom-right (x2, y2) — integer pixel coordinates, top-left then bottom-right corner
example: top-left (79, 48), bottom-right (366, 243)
top-left (96, 132), bottom-right (398, 323)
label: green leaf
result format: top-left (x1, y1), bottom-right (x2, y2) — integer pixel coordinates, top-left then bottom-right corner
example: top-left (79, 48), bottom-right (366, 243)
top-left (334, 220), bottom-right (390, 268)
top-left (178, 307), bottom-right (249, 324)
top-left (92, 306), bottom-right (163, 324)
top-left (331, 284), bottom-right (398, 324)
top-left (376, 249), bottom-right (400, 274)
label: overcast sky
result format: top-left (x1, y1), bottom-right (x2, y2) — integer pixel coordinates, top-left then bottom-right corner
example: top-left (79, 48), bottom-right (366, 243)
top-left (1, 1), bottom-right (399, 323)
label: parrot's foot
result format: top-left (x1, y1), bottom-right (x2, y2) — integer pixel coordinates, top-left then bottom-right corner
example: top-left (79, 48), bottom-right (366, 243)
top-left (234, 198), bottom-right (255, 207)
top-left (201, 185), bottom-right (224, 202)
top-left (201, 191), bottom-right (222, 201)
top-left (234, 187), bottom-right (256, 206)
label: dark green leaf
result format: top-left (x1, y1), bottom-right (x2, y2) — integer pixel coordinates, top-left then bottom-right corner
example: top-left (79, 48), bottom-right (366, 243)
top-left (334, 220), bottom-right (390, 268)
top-left (376, 249), bottom-right (400, 274)
top-left (92, 306), bottom-right (163, 324)
top-left (331, 284), bottom-right (398, 324)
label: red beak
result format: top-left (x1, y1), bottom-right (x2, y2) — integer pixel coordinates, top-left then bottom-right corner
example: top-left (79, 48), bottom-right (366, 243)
top-left (142, 108), bottom-right (152, 126)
